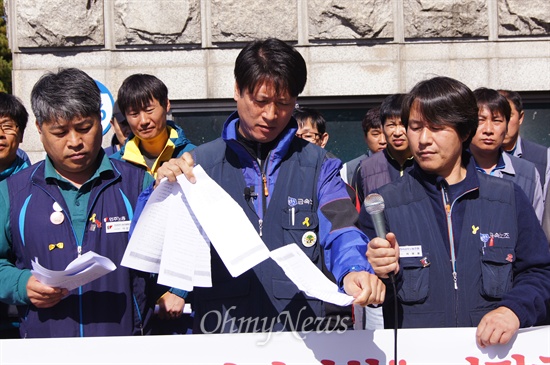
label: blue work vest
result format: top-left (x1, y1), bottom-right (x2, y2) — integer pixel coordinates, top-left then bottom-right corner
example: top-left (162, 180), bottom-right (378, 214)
top-left (359, 150), bottom-right (392, 197)
top-left (192, 138), bottom-right (327, 333)
top-left (379, 170), bottom-right (518, 328)
top-left (7, 159), bottom-right (154, 337)
top-left (521, 138), bottom-right (548, 188)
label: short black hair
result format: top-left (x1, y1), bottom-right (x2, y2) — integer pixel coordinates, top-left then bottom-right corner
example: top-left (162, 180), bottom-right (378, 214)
top-left (474, 87), bottom-right (511, 123)
top-left (0, 92), bottom-right (28, 135)
top-left (234, 38), bottom-right (307, 98)
top-left (402, 76), bottom-right (478, 149)
top-left (497, 89), bottom-right (523, 113)
top-left (380, 94), bottom-right (406, 126)
top-left (362, 107), bottom-right (381, 135)
top-left (31, 68), bottom-right (101, 126)
top-left (112, 101), bottom-right (126, 123)
top-left (293, 107), bottom-right (327, 134)
top-left (117, 74), bottom-right (169, 115)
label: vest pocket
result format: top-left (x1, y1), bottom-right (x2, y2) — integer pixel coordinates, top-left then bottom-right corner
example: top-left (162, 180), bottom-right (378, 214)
top-left (281, 207), bottom-right (319, 262)
top-left (480, 246), bottom-right (514, 299)
top-left (397, 256), bottom-right (430, 304)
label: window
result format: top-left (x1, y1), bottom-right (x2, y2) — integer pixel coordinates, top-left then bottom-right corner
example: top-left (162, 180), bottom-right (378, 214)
top-left (172, 93), bottom-right (550, 163)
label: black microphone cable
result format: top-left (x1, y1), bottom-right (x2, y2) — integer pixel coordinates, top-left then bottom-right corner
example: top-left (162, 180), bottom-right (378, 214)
top-left (388, 269), bottom-right (397, 365)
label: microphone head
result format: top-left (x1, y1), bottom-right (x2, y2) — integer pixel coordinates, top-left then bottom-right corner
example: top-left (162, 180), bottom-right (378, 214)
top-left (364, 193), bottom-right (385, 215)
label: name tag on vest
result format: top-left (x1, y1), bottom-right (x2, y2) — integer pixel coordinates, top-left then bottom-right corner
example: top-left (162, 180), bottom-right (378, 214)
top-left (400, 245), bottom-right (423, 257)
top-left (105, 221), bottom-right (131, 233)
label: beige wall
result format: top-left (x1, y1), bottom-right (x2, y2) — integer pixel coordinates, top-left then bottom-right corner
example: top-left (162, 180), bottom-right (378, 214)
top-left (5, 0), bottom-right (550, 162)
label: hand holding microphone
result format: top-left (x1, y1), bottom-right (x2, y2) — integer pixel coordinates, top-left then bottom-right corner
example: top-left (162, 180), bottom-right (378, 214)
top-left (364, 193), bottom-right (399, 280)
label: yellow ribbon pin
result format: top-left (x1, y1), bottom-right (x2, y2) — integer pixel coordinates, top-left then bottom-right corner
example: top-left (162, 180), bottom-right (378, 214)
top-left (472, 225), bottom-right (479, 234)
top-left (302, 217), bottom-right (310, 227)
top-left (89, 213), bottom-right (97, 223)
top-left (48, 242), bottom-right (64, 251)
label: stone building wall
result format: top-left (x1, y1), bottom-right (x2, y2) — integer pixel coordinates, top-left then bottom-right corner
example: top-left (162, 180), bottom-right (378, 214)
top-left (5, 0), bottom-right (550, 160)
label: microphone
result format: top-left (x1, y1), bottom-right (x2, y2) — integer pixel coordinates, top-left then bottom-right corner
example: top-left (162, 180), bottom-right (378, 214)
top-left (244, 186), bottom-right (258, 200)
top-left (364, 193), bottom-right (395, 282)
top-left (364, 193), bottom-right (386, 238)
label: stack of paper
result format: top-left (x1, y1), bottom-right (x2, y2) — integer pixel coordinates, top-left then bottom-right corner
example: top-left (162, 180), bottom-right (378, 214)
top-left (121, 165), bottom-right (354, 306)
top-left (31, 251), bottom-right (116, 291)
top-left (121, 166), bottom-right (272, 291)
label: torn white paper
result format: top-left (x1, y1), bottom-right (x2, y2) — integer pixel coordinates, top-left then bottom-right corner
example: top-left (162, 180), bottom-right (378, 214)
top-left (270, 243), bottom-right (354, 307)
top-left (157, 181), bottom-right (212, 290)
top-left (120, 180), bottom-right (174, 273)
top-left (178, 166), bottom-right (270, 277)
top-left (121, 177), bottom-right (212, 290)
top-left (31, 251), bottom-right (116, 291)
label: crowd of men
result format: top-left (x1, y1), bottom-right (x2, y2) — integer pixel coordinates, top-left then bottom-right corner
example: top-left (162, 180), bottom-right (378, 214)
top-left (0, 38), bottom-right (548, 349)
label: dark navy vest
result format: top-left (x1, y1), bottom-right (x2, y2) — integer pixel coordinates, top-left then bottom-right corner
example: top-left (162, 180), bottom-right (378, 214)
top-left (359, 150), bottom-right (392, 200)
top-left (191, 138), bottom-right (327, 333)
top-left (7, 159), bottom-right (153, 337)
top-left (503, 155), bottom-right (539, 207)
top-left (379, 171), bottom-right (518, 328)
top-left (521, 138), bottom-right (548, 188)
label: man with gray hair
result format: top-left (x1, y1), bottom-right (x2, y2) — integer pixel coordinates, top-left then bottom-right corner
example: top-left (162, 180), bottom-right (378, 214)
top-left (0, 68), bottom-right (155, 337)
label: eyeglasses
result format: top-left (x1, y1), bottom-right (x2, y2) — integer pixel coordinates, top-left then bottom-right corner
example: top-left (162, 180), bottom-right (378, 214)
top-left (0, 121), bottom-right (18, 135)
top-left (296, 132), bottom-right (321, 140)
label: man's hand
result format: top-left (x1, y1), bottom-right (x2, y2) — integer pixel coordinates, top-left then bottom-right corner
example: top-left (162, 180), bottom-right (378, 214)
top-left (476, 306), bottom-right (520, 348)
top-left (343, 271), bottom-right (385, 306)
top-left (366, 232), bottom-right (400, 278)
top-left (156, 292), bottom-right (185, 320)
top-left (26, 275), bottom-right (68, 308)
top-left (156, 152), bottom-right (196, 185)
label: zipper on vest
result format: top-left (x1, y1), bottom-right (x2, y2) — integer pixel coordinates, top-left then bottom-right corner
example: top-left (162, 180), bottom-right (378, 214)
top-left (262, 173), bottom-right (268, 197)
top-left (133, 294), bottom-right (144, 335)
top-left (257, 144), bottom-right (269, 237)
top-left (442, 186), bottom-right (458, 290)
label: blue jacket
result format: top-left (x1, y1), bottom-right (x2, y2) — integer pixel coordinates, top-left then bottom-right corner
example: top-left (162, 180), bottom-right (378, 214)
top-left (0, 155), bottom-right (29, 182)
top-left (5, 159), bottom-right (155, 337)
top-left (359, 154), bottom-right (550, 328)
top-left (189, 112), bottom-right (374, 333)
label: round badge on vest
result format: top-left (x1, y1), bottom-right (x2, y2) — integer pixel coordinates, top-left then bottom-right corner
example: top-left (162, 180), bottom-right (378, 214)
top-left (50, 202), bottom-right (64, 225)
top-left (302, 231), bottom-right (317, 247)
top-left (50, 211), bottom-right (64, 225)
top-left (52, 202), bottom-right (62, 212)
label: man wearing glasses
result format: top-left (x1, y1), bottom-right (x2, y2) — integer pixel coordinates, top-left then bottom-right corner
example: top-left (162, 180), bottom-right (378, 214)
top-left (0, 92), bottom-right (30, 338)
top-left (294, 107), bottom-right (329, 148)
top-left (0, 93), bottom-right (29, 183)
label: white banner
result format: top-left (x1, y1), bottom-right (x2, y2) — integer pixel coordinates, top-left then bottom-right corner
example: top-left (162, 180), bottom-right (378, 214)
top-left (1, 326), bottom-right (549, 365)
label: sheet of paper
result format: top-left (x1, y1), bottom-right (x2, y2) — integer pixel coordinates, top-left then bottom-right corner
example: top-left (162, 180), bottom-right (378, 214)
top-left (31, 251), bottom-right (116, 291)
top-left (184, 192), bottom-right (213, 288)
top-left (178, 166), bottom-right (270, 277)
top-left (120, 180), bottom-right (176, 273)
top-left (157, 183), bottom-right (212, 290)
top-left (191, 231), bottom-right (212, 287)
top-left (270, 243), bottom-right (355, 307)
